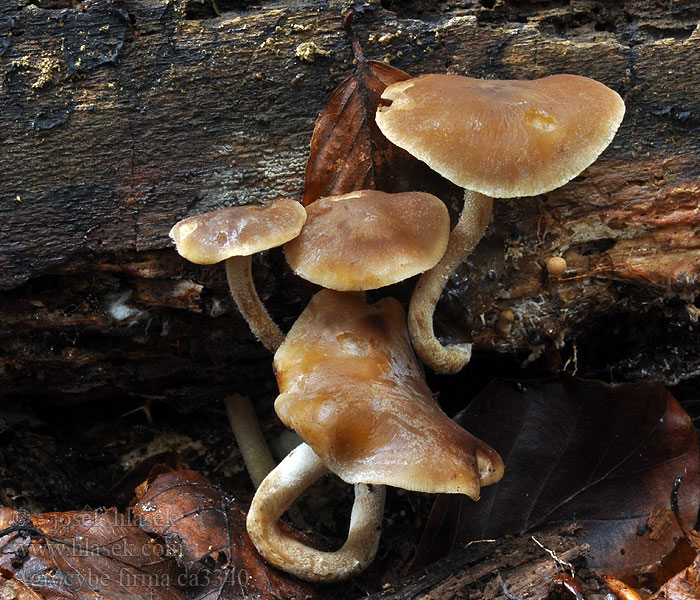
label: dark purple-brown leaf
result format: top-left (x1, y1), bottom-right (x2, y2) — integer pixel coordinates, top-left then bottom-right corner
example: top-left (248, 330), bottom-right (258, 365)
top-left (303, 13), bottom-right (461, 206)
top-left (410, 377), bottom-right (700, 578)
top-left (650, 550), bottom-right (700, 600)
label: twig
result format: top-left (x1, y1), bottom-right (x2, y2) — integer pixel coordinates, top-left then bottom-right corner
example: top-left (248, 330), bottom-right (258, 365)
top-left (343, 11), bottom-right (366, 65)
top-left (670, 474), bottom-right (700, 551)
top-left (531, 535), bottom-right (576, 577)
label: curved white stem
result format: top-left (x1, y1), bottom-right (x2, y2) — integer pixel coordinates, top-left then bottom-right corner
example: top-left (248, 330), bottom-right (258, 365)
top-left (408, 190), bottom-right (493, 374)
top-left (247, 443), bottom-right (386, 582)
top-left (225, 255), bottom-right (285, 353)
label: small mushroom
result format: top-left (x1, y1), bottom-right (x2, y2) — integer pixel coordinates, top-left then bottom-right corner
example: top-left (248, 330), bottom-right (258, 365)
top-left (496, 309), bottom-right (515, 335)
top-left (376, 73), bottom-right (625, 373)
top-left (284, 189), bottom-right (450, 291)
top-left (546, 256), bottom-right (568, 278)
top-left (169, 198), bottom-right (306, 352)
top-left (246, 289), bottom-right (503, 582)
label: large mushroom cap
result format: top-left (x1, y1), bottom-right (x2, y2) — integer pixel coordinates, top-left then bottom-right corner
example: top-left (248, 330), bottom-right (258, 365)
top-left (169, 198), bottom-right (306, 265)
top-left (376, 73), bottom-right (625, 198)
top-left (284, 190), bottom-right (450, 291)
top-left (274, 289), bottom-right (503, 498)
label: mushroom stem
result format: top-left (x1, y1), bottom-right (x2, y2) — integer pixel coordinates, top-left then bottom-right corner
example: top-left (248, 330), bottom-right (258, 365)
top-left (223, 393), bottom-right (277, 489)
top-left (225, 254), bottom-right (285, 353)
top-left (246, 442), bottom-right (386, 583)
top-left (408, 190), bottom-right (493, 374)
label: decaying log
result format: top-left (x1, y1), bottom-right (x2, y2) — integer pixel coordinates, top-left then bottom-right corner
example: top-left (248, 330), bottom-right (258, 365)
top-left (1, 0), bottom-right (699, 400)
top-left (366, 525), bottom-right (607, 600)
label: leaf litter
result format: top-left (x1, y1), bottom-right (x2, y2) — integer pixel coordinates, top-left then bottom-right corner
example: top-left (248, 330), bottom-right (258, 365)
top-left (409, 376), bottom-right (700, 590)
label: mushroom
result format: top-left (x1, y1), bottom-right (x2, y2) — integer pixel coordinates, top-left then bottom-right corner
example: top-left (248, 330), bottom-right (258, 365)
top-left (546, 256), bottom-right (568, 278)
top-left (375, 73), bottom-right (625, 373)
top-left (246, 289), bottom-right (503, 582)
top-left (169, 198), bottom-right (306, 352)
top-left (284, 189), bottom-right (450, 291)
top-left (496, 309), bottom-right (515, 335)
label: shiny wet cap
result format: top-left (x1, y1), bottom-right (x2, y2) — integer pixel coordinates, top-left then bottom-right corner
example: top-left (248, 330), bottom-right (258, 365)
top-left (284, 190), bottom-right (449, 291)
top-left (170, 198), bottom-right (306, 265)
top-left (376, 73), bottom-right (625, 198)
top-left (274, 289), bottom-right (504, 498)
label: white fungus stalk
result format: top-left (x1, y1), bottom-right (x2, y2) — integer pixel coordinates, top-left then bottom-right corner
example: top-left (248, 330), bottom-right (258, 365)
top-left (224, 393), bottom-right (277, 489)
top-left (408, 190), bottom-right (493, 374)
top-left (246, 442), bottom-right (386, 583)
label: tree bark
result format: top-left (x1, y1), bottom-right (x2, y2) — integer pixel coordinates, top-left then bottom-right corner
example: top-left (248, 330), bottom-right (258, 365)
top-left (1, 0), bottom-right (699, 401)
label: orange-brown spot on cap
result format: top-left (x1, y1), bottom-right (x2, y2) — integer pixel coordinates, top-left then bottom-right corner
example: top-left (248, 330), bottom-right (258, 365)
top-left (274, 289), bottom-right (504, 497)
top-left (376, 73), bottom-right (625, 198)
top-left (169, 198), bottom-right (306, 265)
top-left (284, 190), bottom-right (450, 291)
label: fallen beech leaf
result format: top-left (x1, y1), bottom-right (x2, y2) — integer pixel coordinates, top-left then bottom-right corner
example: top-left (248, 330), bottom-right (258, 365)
top-left (643, 538), bottom-right (700, 592)
top-left (0, 573), bottom-right (44, 599)
top-left (411, 377), bottom-right (700, 577)
top-left (0, 506), bottom-right (186, 599)
top-left (132, 470), bottom-right (317, 600)
top-left (303, 13), bottom-right (461, 206)
top-left (650, 551), bottom-right (700, 600)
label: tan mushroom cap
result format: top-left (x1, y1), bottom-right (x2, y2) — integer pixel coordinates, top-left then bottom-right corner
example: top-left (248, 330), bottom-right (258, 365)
top-left (376, 74), bottom-right (625, 198)
top-left (169, 198), bottom-right (307, 265)
top-left (283, 190), bottom-right (450, 291)
top-left (274, 289), bottom-right (504, 498)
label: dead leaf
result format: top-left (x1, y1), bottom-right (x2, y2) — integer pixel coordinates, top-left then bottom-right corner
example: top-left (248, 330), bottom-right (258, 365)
top-left (650, 551), bottom-right (700, 600)
top-left (410, 377), bottom-right (700, 578)
top-left (639, 538), bottom-right (700, 592)
top-left (132, 470), bottom-right (317, 600)
top-left (0, 573), bottom-right (45, 599)
top-left (303, 13), bottom-right (461, 206)
top-left (0, 506), bottom-right (186, 599)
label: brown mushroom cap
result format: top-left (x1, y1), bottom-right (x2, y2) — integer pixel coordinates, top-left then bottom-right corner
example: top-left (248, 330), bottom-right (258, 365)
top-left (274, 289), bottom-right (503, 498)
top-left (169, 198), bottom-right (306, 265)
top-left (376, 74), bottom-right (625, 198)
top-left (283, 190), bottom-right (450, 291)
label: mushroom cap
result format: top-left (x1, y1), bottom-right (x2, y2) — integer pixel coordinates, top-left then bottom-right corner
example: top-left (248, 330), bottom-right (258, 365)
top-left (169, 198), bottom-right (307, 265)
top-left (274, 289), bottom-right (504, 498)
top-left (376, 73), bottom-right (625, 198)
top-left (283, 190), bottom-right (450, 291)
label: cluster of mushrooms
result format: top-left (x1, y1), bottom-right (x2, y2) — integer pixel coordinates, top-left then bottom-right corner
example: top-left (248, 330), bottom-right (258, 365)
top-left (169, 72), bottom-right (625, 582)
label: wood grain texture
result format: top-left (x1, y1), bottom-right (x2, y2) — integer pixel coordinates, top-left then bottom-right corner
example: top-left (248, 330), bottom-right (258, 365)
top-left (366, 525), bottom-right (602, 600)
top-left (1, 0), bottom-right (699, 399)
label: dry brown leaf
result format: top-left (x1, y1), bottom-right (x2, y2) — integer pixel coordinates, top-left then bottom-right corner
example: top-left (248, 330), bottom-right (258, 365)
top-left (650, 551), bottom-right (700, 600)
top-left (0, 506), bottom-right (186, 599)
top-left (0, 574), bottom-right (45, 600)
top-left (410, 377), bottom-right (700, 580)
top-left (303, 13), bottom-right (461, 206)
top-left (132, 470), bottom-right (318, 600)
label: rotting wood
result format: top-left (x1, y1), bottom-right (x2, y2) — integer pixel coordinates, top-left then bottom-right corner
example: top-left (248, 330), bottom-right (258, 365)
top-left (1, 0), bottom-right (699, 400)
top-left (365, 525), bottom-right (607, 600)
